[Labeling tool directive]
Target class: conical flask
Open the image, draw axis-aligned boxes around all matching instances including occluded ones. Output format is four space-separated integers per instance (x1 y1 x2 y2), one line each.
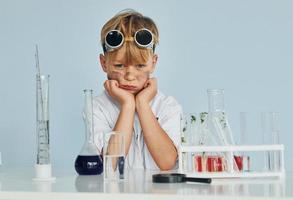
74 89 103 175
205 89 240 171
206 89 235 146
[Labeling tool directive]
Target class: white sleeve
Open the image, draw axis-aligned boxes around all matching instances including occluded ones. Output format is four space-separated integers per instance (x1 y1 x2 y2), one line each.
158 96 183 150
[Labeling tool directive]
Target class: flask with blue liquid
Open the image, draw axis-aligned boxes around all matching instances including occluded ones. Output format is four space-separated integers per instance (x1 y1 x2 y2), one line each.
75 89 103 175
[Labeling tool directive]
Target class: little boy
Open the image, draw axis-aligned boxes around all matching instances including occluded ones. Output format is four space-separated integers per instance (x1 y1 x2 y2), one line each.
92 9 182 170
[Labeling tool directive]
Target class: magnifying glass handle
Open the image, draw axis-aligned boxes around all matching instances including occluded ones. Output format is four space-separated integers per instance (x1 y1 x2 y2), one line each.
184 177 212 184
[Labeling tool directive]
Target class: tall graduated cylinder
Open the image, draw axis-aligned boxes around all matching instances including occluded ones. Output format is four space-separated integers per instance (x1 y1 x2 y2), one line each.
34 74 55 180
36 75 50 165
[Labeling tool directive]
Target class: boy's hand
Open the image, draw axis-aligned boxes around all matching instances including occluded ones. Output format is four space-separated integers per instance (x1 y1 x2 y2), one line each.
104 80 135 107
136 78 157 106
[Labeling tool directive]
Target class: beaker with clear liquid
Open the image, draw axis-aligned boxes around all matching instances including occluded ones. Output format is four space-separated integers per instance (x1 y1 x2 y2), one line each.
103 131 125 181
74 89 103 175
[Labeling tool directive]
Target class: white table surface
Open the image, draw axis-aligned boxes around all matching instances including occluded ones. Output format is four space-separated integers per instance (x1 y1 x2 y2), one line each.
0 166 292 200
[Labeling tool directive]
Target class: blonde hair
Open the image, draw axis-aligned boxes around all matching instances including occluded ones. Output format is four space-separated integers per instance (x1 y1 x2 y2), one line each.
101 9 159 64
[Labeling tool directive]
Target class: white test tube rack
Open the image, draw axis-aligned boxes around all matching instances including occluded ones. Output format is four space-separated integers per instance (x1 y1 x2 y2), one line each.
178 144 285 178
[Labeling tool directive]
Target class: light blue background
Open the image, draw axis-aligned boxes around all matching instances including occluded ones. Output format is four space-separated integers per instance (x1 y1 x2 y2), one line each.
0 0 292 170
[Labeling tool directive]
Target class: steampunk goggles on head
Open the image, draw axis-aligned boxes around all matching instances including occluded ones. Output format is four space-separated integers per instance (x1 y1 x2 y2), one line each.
102 28 155 53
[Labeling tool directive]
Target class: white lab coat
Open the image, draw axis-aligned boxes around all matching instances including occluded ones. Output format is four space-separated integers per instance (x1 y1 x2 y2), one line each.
90 90 182 170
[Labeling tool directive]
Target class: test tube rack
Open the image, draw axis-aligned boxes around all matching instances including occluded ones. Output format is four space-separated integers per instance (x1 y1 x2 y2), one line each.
178 144 285 178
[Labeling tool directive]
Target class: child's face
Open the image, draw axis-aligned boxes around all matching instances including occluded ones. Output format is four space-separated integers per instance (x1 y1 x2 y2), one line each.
100 46 158 95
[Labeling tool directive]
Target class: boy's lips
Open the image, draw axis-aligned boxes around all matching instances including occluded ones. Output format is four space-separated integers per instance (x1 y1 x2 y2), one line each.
119 85 138 91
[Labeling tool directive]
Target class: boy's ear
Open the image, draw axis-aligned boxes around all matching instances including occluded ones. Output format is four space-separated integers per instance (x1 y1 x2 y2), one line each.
99 54 107 72
150 54 158 73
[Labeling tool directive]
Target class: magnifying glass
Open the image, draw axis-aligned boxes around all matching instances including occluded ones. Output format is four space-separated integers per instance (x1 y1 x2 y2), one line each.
152 173 212 184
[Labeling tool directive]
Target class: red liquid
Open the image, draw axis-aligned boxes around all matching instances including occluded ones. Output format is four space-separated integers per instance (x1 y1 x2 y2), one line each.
207 156 223 172
194 155 245 172
195 155 224 172
234 155 243 171
195 156 202 172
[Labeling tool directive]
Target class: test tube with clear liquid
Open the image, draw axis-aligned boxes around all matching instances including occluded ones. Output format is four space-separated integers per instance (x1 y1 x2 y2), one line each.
261 112 281 172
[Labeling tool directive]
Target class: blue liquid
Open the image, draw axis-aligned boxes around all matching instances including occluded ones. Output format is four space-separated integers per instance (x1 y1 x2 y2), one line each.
75 155 103 175
118 156 125 179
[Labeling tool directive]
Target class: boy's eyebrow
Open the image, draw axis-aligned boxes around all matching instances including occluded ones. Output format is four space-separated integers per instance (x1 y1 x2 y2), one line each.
113 60 128 63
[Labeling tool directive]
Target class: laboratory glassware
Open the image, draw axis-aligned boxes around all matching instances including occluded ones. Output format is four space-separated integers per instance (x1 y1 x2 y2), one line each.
180 114 188 144
261 112 281 171
34 45 55 181
205 89 240 171
238 112 251 171
103 131 125 181
206 89 235 145
180 113 198 145
75 89 103 175
180 113 198 172
36 75 50 165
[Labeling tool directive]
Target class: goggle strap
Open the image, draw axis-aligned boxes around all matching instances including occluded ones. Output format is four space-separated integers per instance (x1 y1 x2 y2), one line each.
102 43 107 53
102 43 155 54
124 37 134 42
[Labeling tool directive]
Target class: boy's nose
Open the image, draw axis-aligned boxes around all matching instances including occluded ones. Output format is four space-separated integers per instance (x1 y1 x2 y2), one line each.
124 66 136 81
124 71 136 81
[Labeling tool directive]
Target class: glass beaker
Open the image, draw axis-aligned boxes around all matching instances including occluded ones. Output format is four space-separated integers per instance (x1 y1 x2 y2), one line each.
103 131 125 181
75 89 103 175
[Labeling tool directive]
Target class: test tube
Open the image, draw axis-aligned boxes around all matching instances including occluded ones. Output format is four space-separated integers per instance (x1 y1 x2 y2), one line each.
261 112 280 171
239 112 250 171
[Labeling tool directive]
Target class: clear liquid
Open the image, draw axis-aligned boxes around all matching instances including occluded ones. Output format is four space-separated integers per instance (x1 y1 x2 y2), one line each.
265 151 281 171
37 120 50 164
104 155 125 180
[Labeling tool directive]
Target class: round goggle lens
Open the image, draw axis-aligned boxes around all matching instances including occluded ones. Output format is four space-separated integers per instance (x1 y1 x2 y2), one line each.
106 31 123 47
135 30 153 46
